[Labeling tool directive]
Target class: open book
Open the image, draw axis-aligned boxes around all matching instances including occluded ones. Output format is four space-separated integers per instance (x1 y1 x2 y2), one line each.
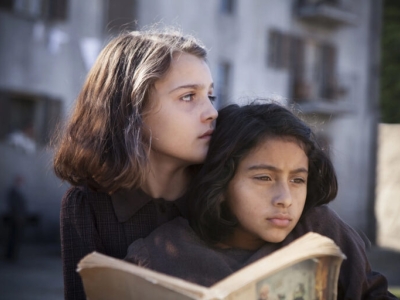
77 232 346 300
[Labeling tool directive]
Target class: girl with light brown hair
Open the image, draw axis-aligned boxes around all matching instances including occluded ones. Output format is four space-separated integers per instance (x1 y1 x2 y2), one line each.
53 28 217 300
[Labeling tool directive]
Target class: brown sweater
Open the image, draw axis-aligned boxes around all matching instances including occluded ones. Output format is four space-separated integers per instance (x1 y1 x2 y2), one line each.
125 205 397 299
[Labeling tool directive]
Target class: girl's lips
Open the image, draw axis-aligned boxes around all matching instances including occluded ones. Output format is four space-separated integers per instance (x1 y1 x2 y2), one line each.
268 218 291 227
199 129 214 138
267 215 292 227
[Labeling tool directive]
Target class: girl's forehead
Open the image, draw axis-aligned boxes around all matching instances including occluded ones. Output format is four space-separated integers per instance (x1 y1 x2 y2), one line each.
155 53 211 90
252 135 305 153
237 135 308 167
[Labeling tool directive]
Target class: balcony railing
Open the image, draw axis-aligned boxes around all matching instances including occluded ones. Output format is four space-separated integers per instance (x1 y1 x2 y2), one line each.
291 73 357 115
296 0 358 27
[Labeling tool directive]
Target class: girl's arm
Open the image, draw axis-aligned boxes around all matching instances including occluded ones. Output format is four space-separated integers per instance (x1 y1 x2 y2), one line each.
61 186 106 300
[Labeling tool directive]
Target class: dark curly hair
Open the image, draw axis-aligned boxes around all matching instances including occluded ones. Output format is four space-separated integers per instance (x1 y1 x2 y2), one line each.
188 102 338 245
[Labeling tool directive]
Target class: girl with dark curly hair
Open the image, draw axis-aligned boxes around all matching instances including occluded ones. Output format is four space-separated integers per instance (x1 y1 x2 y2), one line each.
125 102 395 299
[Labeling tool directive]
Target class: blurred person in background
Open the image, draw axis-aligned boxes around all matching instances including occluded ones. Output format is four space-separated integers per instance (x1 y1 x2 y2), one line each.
4 175 27 262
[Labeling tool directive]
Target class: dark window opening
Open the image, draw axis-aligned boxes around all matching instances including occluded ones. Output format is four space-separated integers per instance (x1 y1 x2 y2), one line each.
268 29 292 69
0 0 69 21
298 0 341 6
289 37 339 102
0 0 16 11
216 61 232 108
44 0 69 21
220 0 235 14
0 90 62 151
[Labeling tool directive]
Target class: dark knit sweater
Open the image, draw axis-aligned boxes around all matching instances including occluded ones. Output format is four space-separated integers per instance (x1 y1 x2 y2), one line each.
125 206 397 300
60 185 188 300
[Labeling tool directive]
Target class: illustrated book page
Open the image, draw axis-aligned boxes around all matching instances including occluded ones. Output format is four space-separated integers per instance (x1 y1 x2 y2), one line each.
77 232 346 300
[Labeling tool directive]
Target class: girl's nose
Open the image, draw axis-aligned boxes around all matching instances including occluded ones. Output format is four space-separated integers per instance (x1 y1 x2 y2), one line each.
202 98 218 122
272 183 293 208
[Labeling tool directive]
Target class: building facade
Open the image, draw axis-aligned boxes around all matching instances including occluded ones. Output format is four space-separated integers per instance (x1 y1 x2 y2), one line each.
0 0 381 241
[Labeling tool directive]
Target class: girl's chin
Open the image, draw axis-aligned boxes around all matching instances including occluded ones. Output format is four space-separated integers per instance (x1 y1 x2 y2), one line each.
263 233 290 244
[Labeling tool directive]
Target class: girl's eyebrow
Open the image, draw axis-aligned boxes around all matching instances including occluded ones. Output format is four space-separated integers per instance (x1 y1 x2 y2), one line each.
248 164 308 174
169 83 214 94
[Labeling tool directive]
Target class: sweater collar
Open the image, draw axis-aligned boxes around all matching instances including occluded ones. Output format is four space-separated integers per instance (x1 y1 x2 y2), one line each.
110 188 188 222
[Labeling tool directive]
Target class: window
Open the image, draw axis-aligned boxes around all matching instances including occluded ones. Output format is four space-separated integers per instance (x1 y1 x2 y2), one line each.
298 0 341 5
14 0 42 18
296 0 356 27
0 90 62 150
319 43 337 99
220 0 235 14
290 37 338 102
0 0 68 21
267 29 291 69
216 61 232 108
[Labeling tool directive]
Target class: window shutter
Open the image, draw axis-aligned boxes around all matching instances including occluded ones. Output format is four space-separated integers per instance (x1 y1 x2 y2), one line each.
281 33 292 69
320 43 337 100
268 30 282 68
290 37 306 100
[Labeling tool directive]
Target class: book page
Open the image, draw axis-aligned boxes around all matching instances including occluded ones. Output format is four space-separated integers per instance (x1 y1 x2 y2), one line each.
254 258 318 300
80 267 198 300
78 233 344 300
214 257 341 300
209 233 345 299
78 252 210 300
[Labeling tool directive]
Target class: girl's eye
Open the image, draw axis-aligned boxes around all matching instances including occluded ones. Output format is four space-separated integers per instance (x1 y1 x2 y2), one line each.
291 178 306 184
255 175 271 181
181 93 195 102
208 95 217 102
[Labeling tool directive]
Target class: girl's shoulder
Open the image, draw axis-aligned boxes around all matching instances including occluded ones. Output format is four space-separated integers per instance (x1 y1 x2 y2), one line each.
61 185 112 210
303 205 344 227
298 205 367 248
